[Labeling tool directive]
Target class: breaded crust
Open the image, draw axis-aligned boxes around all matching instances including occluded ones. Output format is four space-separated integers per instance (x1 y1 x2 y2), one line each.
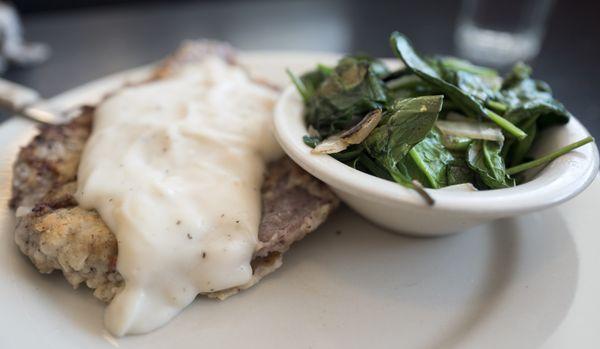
11 42 338 302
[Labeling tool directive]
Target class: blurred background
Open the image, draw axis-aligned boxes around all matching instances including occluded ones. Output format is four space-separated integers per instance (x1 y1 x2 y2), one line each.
3 0 599 137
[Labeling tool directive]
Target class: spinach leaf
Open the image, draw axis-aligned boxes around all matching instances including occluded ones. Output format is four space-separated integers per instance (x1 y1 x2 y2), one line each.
389 33 445 85
353 153 394 181
288 66 332 103
364 95 444 185
303 56 388 137
401 156 430 188
316 63 334 76
404 130 455 188
453 71 500 102
348 54 391 78
507 120 537 166
499 62 571 129
386 74 438 100
446 157 475 186
503 100 570 129
331 144 364 162
467 140 515 189
300 69 330 98
390 32 527 140
303 135 321 148
435 56 502 101
501 62 533 89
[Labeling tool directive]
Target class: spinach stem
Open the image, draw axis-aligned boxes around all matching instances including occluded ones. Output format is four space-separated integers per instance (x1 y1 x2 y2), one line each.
317 64 333 75
440 57 498 77
506 137 594 175
286 69 309 102
484 108 527 140
408 148 439 189
486 100 508 114
386 75 421 90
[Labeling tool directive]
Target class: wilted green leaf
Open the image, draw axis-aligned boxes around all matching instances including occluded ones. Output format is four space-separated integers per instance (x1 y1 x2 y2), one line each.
364 95 444 185
498 62 571 128
390 32 527 140
404 130 455 188
302 56 388 137
467 140 515 189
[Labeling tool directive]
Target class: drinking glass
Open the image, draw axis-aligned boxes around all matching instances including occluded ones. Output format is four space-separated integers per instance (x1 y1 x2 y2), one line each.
455 0 555 67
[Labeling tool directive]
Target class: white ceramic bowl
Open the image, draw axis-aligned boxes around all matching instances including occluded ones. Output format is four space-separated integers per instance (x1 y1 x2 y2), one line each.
274 86 599 236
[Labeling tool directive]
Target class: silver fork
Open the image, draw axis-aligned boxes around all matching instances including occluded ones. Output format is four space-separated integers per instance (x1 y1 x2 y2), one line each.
0 78 64 125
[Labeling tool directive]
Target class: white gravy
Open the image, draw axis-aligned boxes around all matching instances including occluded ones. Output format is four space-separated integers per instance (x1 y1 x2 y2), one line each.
75 57 282 336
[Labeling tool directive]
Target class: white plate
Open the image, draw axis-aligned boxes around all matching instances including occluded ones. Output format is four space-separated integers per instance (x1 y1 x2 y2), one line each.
0 52 595 348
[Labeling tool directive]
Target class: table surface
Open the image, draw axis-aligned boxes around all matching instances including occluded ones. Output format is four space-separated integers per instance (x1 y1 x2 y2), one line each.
5 0 600 141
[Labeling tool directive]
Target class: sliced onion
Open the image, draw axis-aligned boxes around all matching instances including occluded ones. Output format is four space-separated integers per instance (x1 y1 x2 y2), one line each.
445 112 470 122
340 109 382 144
436 119 504 142
312 135 348 154
312 109 382 154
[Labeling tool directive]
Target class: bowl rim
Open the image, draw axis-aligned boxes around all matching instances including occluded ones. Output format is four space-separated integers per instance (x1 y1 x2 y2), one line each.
274 86 599 215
